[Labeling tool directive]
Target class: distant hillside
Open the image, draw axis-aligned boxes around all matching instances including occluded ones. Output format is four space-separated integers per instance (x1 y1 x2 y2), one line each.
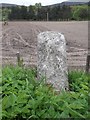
46 1 88 7
0 3 18 8
60 1 87 6
0 1 88 8
68 0 89 2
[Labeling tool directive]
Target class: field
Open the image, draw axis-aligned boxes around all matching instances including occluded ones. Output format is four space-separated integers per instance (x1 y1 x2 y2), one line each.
1 21 89 120
1 21 88 70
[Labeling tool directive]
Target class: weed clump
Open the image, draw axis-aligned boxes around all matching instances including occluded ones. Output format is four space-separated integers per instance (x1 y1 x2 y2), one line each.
1 66 90 119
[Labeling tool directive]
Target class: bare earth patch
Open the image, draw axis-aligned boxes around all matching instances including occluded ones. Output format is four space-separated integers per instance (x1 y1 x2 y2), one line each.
1 21 88 71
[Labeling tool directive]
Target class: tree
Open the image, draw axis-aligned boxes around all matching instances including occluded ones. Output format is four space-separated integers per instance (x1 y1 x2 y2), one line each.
79 8 88 20
27 5 35 20
38 7 47 21
61 5 71 21
71 5 88 20
0 9 2 21
20 6 28 19
2 8 11 20
34 3 42 20
8 6 21 20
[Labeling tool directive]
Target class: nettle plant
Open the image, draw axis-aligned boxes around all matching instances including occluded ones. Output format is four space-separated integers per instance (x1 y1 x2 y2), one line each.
1 66 90 119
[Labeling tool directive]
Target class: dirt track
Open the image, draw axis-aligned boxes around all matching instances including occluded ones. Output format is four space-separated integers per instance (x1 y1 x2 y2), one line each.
1 21 88 70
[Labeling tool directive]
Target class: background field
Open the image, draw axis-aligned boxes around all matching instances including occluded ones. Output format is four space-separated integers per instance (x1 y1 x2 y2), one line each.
1 21 88 70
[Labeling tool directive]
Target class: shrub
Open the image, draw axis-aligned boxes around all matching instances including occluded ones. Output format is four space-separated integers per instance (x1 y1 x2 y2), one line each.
1 66 90 119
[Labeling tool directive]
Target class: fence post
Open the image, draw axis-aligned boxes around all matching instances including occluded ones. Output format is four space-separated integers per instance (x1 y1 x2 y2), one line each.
86 54 90 73
86 23 90 73
16 52 20 66
47 12 49 21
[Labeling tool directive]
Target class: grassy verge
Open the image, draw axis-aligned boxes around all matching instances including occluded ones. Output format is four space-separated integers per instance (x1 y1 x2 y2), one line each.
1 66 90 119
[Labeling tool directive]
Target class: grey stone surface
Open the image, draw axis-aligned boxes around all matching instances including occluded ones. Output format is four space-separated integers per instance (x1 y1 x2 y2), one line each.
37 31 69 91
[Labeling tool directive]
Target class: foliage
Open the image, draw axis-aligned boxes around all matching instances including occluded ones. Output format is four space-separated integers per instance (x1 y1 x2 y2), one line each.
1 3 89 21
1 8 11 21
71 5 89 20
0 9 2 21
1 66 90 119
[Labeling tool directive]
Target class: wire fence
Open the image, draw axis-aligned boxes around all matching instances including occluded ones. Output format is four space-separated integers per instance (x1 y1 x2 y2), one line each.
1 21 89 72
2 44 89 72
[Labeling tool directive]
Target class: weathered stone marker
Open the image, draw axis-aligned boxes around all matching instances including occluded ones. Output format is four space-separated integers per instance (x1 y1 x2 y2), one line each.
37 31 69 91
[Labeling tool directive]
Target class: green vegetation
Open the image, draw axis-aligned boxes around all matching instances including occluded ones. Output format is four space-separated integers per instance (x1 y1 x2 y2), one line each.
0 3 89 21
1 66 90 119
2 8 11 21
71 5 89 20
0 9 2 21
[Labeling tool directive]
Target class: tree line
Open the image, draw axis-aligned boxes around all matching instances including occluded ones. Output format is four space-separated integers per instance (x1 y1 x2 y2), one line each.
1 3 90 21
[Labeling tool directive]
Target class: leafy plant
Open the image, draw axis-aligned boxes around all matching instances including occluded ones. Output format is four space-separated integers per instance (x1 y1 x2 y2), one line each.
1 66 90 119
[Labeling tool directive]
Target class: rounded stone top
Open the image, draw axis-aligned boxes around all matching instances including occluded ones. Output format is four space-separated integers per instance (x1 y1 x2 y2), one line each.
38 31 65 44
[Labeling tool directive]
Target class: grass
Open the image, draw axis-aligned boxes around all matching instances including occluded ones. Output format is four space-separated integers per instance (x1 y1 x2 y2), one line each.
1 65 90 119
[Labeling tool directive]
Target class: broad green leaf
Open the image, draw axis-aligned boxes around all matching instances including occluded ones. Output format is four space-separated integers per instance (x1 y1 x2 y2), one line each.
60 110 69 118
